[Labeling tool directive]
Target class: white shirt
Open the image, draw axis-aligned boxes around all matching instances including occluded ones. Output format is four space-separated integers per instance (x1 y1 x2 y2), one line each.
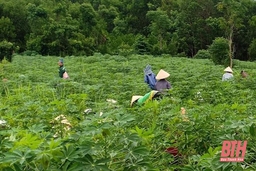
222 73 233 81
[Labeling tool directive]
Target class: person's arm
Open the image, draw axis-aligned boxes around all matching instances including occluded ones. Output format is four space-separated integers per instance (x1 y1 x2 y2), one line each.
137 92 151 105
60 67 66 78
167 81 171 89
222 74 225 81
144 75 148 83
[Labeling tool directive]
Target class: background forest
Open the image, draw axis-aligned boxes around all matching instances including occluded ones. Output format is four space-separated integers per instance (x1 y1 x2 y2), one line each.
1 0 256 62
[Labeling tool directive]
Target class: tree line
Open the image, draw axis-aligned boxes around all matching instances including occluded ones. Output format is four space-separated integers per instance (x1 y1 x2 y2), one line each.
1 0 256 64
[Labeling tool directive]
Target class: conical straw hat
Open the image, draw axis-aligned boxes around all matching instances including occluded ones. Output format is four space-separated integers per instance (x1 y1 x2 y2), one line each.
156 69 170 80
148 90 160 100
130 95 143 106
151 90 159 96
224 66 233 73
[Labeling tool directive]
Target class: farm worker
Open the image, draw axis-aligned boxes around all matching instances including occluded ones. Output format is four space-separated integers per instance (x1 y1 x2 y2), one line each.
144 64 157 90
155 69 171 92
240 70 248 78
222 66 233 81
130 90 160 107
58 59 69 79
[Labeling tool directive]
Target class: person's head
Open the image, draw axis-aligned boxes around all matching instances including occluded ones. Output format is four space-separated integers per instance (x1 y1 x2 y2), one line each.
156 69 170 81
58 59 64 66
241 70 248 78
224 66 233 74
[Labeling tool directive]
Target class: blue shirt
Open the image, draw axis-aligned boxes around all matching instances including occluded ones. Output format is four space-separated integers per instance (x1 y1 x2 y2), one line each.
144 74 157 90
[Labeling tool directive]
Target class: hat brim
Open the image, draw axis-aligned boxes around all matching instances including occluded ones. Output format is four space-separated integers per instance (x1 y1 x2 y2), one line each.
151 90 159 97
224 67 233 73
130 95 143 106
156 69 170 80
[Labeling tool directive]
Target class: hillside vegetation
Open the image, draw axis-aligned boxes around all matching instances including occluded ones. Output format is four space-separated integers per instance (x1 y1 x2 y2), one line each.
1 0 256 61
0 54 256 170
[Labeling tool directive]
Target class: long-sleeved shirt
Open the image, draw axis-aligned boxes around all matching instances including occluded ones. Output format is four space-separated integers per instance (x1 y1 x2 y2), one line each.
155 79 171 92
222 73 233 81
59 66 66 78
137 91 159 105
144 74 157 90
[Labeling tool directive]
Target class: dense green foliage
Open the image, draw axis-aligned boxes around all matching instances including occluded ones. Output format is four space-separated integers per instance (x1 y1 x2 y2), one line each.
0 55 256 170
1 0 256 62
209 37 229 66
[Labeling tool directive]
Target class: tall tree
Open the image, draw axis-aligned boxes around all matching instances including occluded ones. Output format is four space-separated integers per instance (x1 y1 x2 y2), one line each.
0 17 16 42
146 8 171 54
98 5 118 33
79 3 97 35
216 0 247 67
117 0 150 35
175 0 216 57
1 0 30 52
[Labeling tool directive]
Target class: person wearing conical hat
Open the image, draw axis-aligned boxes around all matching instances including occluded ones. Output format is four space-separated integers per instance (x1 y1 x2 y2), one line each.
155 69 171 92
222 66 234 81
58 58 66 78
130 90 160 107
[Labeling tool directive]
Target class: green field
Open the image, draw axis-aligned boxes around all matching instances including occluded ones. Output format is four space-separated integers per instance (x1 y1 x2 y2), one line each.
0 54 256 171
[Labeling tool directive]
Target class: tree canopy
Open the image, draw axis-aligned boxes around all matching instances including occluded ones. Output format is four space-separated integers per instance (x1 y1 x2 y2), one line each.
1 0 256 62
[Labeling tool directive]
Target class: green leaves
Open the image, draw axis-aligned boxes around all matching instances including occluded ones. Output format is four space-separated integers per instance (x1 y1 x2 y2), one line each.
114 114 135 127
249 123 256 138
1 149 34 165
80 155 110 171
1 55 256 171
130 146 149 156
130 124 155 145
208 37 229 65
13 133 42 150
28 124 46 134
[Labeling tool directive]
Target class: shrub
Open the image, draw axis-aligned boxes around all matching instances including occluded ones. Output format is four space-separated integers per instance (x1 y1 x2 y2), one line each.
194 49 211 59
117 43 134 57
0 40 14 62
134 36 151 55
248 38 256 61
208 37 229 66
21 50 39 56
